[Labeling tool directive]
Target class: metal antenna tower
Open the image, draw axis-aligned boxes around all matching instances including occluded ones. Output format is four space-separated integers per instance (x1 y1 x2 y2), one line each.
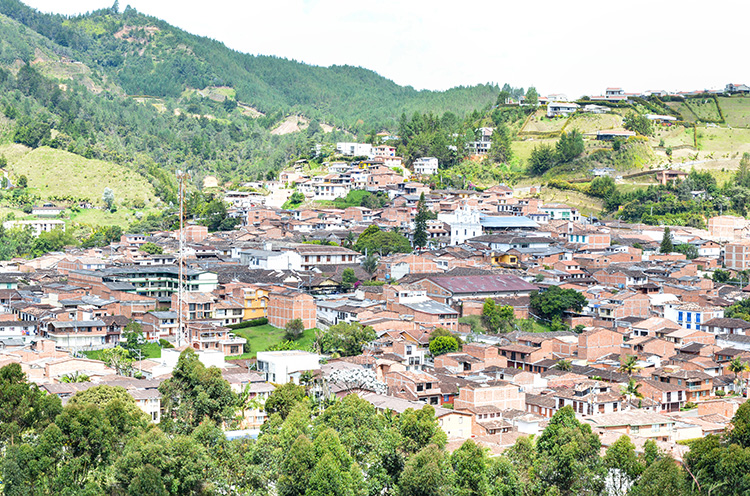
176 170 189 347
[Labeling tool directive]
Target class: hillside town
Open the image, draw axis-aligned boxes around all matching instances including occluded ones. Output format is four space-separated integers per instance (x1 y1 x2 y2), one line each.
3 156 750 462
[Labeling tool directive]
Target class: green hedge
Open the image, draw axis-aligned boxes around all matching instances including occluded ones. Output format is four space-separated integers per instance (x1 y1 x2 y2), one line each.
228 318 269 330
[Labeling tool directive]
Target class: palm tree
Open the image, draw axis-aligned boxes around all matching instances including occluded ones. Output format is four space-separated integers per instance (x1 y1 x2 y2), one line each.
619 355 640 377
728 356 749 390
621 378 644 410
552 359 572 371
362 253 378 277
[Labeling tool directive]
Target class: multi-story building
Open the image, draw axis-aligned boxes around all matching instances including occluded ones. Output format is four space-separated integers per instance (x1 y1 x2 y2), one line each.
267 289 316 330
413 157 438 175
294 244 360 271
725 240 750 270
466 127 493 155
257 350 321 383
187 322 246 357
438 205 481 246
664 303 724 331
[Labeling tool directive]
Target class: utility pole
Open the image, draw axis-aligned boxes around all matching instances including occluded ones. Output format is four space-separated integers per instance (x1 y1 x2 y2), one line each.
176 170 189 347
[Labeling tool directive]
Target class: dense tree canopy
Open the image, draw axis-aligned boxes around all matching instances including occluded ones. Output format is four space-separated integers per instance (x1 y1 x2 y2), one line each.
529 286 587 320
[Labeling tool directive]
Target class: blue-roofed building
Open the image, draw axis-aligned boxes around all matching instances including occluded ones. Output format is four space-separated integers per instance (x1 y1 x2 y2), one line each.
480 214 539 232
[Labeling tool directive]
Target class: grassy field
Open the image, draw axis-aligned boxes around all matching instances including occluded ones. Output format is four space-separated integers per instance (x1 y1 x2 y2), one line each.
537 189 603 217
512 137 558 163
231 324 317 359
520 110 568 134
697 127 750 155
653 124 695 148
83 342 162 361
665 101 697 122
685 98 722 122
718 97 750 128
564 112 625 134
9 147 159 207
70 207 158 229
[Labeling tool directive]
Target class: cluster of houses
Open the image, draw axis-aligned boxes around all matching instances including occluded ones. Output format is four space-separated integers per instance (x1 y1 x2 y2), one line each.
3 179 750 457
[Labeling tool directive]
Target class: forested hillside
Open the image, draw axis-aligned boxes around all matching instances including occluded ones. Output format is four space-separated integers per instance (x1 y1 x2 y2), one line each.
0 0 500 129
0 0 503 191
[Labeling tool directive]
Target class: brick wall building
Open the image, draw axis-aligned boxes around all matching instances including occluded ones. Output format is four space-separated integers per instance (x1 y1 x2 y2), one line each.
267 290 316 330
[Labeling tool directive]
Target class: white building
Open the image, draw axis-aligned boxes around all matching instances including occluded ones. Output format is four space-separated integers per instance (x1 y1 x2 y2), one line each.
438 205 482 246
239 248 303 271
256 350 321 384
413 157 438 175
313 182 351 200
336 142 373 157
4 219 66 237
547 102 579 117
466 127 493 155
663 304 724 332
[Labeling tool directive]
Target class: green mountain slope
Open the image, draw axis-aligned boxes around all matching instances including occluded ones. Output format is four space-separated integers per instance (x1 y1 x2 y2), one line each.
0 0 500 129
0 0 504 194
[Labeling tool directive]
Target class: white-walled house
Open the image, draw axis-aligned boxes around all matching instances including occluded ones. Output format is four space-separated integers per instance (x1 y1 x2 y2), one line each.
256 350 321 384
547 102 579 117
336 142 373 157
413 157 438 175
438 205 482 246
239 249 303 271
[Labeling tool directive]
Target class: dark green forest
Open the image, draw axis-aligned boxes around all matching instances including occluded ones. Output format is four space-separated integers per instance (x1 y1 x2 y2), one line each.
2 353 733 496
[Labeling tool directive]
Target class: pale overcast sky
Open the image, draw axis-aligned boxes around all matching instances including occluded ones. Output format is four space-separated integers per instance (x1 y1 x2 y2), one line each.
21 0 750 99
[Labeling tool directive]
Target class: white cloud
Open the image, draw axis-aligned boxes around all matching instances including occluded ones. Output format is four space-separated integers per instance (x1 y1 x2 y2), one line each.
20 0 750 99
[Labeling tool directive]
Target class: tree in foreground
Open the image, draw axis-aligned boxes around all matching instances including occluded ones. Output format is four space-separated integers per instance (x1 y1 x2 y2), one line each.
533 406 605 495
660 226 673 254
429 335 459 356
604 435 642 496
158 348 237 433
413 192 429 250
285 318 305 341
529 285 587 321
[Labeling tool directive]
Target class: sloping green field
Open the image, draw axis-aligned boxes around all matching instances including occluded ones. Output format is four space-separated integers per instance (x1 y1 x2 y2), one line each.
718 97 750 128
9 146 158 207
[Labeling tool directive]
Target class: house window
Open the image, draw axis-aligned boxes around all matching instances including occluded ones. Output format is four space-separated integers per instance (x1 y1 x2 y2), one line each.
678 311 683 321
687 313 692 323
696 313 701 323
416 384 424 392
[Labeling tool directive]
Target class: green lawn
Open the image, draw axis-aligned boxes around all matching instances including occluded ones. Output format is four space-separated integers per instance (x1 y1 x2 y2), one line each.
718 97 750 128
230 324 317 359
82 342 162 361
70 207 159 229
9 146 159 208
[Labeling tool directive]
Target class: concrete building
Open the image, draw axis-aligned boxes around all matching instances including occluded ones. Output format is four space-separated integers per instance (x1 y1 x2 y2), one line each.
438 205 482 246
267 290 316 330
547 101 579 117
336 142 372 157
3 219 66 237
725 240 750 270
256 350 321 384
413 157 438 175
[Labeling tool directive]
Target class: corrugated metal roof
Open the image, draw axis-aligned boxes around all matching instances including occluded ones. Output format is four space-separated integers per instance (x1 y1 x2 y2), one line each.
428 274 538 294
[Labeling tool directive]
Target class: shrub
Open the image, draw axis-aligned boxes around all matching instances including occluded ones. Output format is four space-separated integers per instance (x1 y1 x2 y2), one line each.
227 318 268 329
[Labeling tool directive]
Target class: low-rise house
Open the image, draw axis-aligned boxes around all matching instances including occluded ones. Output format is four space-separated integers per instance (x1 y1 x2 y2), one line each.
552 381 623 417
547 101 579 117
585 410 677 442
651 366 713 402
413 157 439 175
257 350 321 384
386 370 443 405
638 378 687 413
702 317 750 336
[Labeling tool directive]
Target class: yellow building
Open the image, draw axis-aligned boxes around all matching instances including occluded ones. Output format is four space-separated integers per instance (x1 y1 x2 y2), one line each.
491 253 518 266
238 285 270 320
